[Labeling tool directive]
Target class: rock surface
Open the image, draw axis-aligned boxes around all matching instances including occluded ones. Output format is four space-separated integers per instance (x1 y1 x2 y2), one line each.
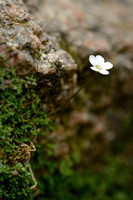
25 0 133 163
1 0 133 165
0 0 77 107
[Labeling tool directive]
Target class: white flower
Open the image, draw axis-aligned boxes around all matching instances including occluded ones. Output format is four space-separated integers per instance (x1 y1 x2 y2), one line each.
89 55 113 75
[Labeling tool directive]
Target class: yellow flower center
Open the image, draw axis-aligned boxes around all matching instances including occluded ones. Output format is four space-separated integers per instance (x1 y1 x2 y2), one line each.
96 65 102 70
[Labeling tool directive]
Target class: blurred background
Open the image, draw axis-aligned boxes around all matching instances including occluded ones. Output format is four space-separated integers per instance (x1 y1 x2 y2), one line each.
25 0 133 199
4 0 133 199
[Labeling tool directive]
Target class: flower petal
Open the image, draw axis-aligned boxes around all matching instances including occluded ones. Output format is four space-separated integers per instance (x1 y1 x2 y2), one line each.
96 55 105 64
89 55 97 66
90 66 99 72
100 69 109 75
104 62 113 69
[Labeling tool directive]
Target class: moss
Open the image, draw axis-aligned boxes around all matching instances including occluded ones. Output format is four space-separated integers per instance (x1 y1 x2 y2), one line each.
0 54 132 200
31 149 133 200
0 54 55 199
0 162 33 199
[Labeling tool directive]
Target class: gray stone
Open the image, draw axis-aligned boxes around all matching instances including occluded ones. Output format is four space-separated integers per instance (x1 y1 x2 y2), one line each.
0 0 77 106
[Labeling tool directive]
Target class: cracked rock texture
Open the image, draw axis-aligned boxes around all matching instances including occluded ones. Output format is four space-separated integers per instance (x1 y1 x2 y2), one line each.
1 0 133 164
0 0 77 107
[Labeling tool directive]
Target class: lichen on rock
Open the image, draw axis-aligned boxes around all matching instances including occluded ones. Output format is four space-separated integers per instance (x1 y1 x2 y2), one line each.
0 0 77 108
